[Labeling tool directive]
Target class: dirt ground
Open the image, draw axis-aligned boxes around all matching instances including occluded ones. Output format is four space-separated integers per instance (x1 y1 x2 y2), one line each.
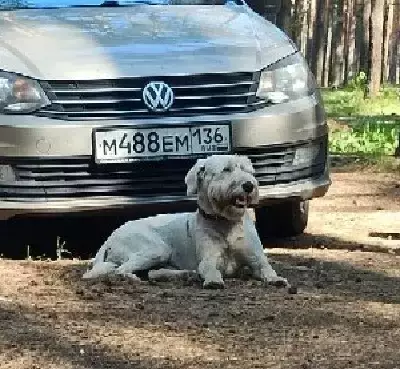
1 170 400 369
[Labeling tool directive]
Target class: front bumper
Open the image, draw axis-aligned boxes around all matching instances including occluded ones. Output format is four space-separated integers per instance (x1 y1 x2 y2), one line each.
0 95 330 220
0 171 330 220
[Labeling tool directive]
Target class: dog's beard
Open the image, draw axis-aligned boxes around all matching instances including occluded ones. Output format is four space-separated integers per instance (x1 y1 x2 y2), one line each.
199 182 258 221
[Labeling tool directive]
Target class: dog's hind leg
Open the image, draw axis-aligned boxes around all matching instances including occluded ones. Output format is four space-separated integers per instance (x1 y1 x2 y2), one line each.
115 243 172 276
148 269 198 282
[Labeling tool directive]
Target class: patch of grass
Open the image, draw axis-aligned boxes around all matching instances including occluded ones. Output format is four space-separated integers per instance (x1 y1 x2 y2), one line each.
321 86 400 116
328 118 399 156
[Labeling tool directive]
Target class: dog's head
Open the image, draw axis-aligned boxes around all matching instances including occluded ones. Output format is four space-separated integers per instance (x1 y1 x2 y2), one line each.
185 155 259 221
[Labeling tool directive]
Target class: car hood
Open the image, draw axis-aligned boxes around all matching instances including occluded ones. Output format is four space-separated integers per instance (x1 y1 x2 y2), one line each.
0 5 296 80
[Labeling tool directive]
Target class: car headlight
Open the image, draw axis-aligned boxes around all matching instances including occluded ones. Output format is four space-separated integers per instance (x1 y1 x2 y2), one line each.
256 53 317 104
0 71 50 114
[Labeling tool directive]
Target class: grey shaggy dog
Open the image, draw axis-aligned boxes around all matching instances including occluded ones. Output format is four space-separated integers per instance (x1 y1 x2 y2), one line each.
82 154 289 289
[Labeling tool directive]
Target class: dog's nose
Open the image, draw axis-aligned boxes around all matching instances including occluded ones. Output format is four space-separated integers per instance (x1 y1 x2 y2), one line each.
242 181 254 193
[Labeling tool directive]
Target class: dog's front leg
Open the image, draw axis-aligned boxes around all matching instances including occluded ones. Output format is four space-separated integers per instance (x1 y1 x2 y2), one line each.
243 250 289 287
243 213 290 287
198 253 225 289
196 232 225 289
256 256 290 287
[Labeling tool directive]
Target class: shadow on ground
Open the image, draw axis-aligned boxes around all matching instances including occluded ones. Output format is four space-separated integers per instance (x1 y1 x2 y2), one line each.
0 304 167 369
1 248 400 369
0 213 156 260
269 250 400 305
265 232 400 255
2 210 399 261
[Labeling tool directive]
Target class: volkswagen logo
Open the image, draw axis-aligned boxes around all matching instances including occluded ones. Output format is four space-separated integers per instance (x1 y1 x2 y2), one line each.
142 81 174 112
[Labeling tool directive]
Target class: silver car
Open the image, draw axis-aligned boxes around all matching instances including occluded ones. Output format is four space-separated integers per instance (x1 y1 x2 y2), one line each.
0 0 330 241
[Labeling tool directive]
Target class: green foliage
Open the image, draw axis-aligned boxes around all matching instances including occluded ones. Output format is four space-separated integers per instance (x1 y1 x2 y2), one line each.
348 71 368 91
322 85 400 116
329 119 399 156
323 84 399 156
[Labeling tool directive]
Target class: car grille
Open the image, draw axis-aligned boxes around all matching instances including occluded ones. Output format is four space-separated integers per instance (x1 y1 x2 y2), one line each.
0 140 326 201
35 72 266 120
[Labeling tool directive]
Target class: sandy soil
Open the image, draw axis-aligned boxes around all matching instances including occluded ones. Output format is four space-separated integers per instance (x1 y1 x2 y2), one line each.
0 171 400 369
264 172 400 252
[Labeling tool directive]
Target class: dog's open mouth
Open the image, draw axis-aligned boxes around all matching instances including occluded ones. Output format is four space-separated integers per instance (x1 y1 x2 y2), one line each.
233 195 250 208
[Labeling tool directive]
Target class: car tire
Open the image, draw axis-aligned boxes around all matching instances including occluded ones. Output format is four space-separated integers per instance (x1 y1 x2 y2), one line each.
255 200 309 242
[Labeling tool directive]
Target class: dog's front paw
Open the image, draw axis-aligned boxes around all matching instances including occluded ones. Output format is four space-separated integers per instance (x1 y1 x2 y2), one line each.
262 275 290 288
203 279 225 289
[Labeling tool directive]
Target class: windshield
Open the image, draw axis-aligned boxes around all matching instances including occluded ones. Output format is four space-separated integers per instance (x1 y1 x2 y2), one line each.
0 0 243 8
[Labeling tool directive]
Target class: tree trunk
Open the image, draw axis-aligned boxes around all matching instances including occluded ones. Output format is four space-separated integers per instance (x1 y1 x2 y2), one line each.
328 1 337 85
323 1 333 87
360 0 371 74
308 0 317 67
314 0 329 85
345 0 357 83
332 0 345 86
276 0 293 36
368 0 385 97
382 0 393 83
300 0 309 56
388 1 400 84
354 0 364 74
342 0 350 85
292 0 302 48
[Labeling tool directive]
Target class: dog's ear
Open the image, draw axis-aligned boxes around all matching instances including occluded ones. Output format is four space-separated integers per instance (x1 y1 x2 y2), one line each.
237 155 255 174
185 159 206 195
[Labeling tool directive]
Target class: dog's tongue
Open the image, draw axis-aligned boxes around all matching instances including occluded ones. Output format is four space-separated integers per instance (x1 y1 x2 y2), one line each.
235 196 248 207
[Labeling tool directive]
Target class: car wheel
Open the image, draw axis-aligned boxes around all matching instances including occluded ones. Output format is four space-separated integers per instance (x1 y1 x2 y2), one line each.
255 200 309 242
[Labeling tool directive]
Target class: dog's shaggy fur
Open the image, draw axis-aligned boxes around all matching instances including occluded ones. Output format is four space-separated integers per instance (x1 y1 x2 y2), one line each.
82 155 289 289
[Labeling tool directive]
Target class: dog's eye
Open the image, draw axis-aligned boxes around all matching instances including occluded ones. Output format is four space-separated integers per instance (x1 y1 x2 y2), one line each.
223 167 231 172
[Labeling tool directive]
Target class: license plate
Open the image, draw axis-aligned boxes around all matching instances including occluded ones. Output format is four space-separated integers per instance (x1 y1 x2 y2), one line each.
94 124 232 163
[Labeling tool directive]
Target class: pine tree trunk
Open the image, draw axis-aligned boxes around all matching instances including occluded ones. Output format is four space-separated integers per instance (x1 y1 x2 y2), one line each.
276 0 293 35
310 0 317 75
329 1 338 85
354 0 364 74
300 0 309 56
345 0 357 82
307 0 319 63
382 0 393 83
333 0 345 86
360 0 371 74
388 1 400 84
323 2 333 87
314 0 329 85
292 0 302 48
368 0 385 97
343 0 350 84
